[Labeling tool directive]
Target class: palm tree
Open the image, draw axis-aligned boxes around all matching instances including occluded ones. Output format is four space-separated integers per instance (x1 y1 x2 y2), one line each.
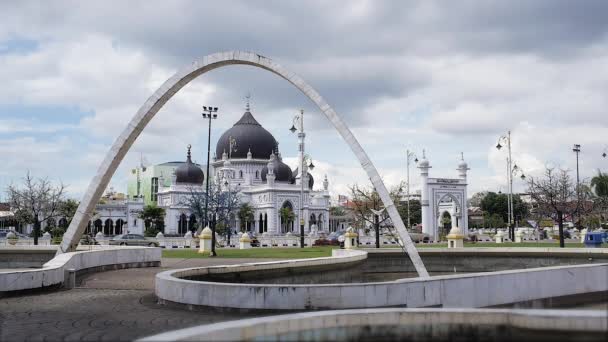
238 203 254 232
591 170 608 198
279 207 295 233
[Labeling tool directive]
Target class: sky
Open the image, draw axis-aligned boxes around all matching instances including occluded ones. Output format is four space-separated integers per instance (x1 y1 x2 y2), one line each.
0 0 607 202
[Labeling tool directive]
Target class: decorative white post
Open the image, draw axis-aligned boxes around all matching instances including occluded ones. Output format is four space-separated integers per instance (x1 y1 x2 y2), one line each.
156 231 165 248
239 232 251 249
418 150 432 239
495 230 505 244
198 227 213 254
344 227 358 249
514 229 524 243
447 226 464 248
184 230 193 248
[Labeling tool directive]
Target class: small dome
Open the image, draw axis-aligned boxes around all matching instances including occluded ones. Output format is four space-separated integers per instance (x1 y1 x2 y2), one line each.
458 153 468 169
261 152 293 182
175 145 205 185
292 167 314 189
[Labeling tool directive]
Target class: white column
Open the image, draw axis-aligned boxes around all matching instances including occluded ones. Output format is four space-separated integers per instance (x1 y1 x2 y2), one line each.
457 153 470 236
419 151 432 239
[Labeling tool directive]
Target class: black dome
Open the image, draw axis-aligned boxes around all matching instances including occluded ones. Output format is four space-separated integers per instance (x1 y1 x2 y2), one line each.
292 168 314 189
261 154 293 182
215 111 277 160
175 146 204 184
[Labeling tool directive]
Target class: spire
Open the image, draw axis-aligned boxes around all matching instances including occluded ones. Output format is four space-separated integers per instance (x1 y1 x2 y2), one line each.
245 93 251 112
422 149 426 159
186 144 192 163
460 152 464 161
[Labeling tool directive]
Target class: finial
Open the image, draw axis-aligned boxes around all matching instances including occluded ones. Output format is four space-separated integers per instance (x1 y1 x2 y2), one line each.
422 149 426 159
245 93 251 112
460 152 464 161
186 144 192 162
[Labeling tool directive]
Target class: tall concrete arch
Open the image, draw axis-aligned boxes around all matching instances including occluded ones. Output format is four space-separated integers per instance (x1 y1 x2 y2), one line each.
59 51 429 277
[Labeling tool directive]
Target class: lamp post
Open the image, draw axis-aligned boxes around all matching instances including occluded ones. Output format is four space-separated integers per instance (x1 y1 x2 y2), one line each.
496 132 513 239
202 106 218 256
573 144 581 230
405 149 418 230
496 131 525 240
290 109 315 248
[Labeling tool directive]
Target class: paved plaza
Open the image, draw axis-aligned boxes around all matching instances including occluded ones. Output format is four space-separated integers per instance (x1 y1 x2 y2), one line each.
0 258 282 341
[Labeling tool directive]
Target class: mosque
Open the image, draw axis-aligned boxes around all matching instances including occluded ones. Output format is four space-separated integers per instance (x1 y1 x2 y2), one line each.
89 104 330 237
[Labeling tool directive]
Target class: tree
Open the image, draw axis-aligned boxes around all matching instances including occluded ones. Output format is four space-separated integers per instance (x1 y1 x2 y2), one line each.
59 199 79 228
469 191 488 208
479 192 529 240
279 207 295 232
397 199 421 226
329 206 346 216
181 187 207 234
348 182 403 248
591 170 608 198
528 167 592 248
138 204 165 236
238 203 254 231
6 172 66 245
182 183 240 251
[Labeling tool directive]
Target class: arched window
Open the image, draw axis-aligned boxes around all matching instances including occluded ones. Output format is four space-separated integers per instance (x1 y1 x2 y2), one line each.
239 170 243 178
255 170 259 179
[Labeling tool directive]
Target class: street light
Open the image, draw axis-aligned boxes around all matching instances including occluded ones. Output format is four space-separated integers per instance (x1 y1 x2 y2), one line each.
405 149 418 230
290 109 308 248
573 144 581 230
202 105 219 256
496 131 520 240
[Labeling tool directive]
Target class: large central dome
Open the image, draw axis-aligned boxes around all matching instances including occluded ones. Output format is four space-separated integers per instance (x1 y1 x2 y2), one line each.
215 111 277 160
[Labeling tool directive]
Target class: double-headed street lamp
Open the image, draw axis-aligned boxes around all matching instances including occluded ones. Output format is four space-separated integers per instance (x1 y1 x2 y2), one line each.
290 109 315 248
496 131 526 240
202 106 218 256
405 149 419 230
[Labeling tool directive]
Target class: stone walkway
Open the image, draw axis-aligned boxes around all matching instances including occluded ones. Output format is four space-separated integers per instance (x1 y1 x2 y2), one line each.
0 258 283 341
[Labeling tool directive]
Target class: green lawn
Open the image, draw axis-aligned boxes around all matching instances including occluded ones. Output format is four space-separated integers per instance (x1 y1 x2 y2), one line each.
162 246 336 259
411 242 588 248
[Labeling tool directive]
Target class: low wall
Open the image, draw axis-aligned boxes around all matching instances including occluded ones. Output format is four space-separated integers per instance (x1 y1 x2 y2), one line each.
140 308 608 342
0 246 161 293
0 246 57 268
367 248 608 273
155 248 608 310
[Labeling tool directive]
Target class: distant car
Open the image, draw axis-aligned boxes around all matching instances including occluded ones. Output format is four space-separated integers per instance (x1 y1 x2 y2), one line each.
251 238 260 247
0 230 28 239
314 238 339 246
109 234 159 247
79 234 100 245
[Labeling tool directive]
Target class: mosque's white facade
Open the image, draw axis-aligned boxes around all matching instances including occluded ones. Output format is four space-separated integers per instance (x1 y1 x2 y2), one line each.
89 108 330 237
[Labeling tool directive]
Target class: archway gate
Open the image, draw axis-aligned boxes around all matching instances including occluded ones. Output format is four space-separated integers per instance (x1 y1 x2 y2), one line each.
419 152 470 241
58 51 429 278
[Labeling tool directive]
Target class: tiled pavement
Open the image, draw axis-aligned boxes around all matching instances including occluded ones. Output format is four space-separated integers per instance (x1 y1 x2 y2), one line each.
0 258 282 341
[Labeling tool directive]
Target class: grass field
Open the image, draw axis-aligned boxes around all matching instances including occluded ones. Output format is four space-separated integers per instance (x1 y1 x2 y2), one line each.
162 246 336 259
162 242 594 259
414 242 588 248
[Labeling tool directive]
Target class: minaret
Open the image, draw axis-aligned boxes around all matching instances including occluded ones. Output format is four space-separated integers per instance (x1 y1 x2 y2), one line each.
457 152 470 235
323 174 329 191
266 152 276 186
457 152 469 180
418 149 432 239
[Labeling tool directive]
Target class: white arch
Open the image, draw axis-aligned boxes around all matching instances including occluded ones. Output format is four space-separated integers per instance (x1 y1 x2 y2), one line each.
58 51 428 277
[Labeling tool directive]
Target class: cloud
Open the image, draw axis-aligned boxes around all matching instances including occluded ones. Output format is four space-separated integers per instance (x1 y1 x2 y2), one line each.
0 0 607 201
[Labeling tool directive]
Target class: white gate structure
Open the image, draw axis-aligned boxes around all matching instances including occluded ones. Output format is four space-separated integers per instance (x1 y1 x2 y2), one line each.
58 51 429 278
419 152 470 241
